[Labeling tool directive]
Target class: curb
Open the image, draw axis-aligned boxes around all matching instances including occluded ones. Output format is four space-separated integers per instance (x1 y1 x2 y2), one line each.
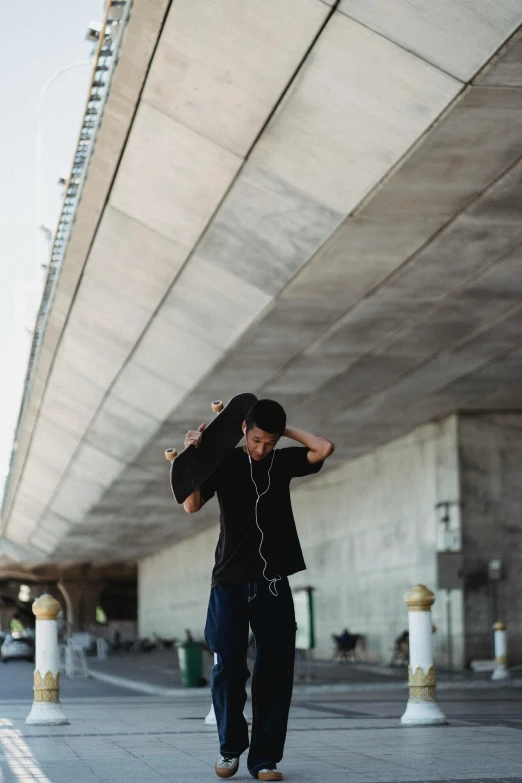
88 669 210 697
88 668 522 698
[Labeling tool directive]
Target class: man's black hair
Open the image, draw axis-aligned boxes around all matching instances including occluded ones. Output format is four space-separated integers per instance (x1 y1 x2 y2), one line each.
245 399 286 436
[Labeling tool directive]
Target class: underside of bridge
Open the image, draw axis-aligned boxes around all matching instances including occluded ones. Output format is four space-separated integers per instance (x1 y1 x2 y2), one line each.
1 0 522 640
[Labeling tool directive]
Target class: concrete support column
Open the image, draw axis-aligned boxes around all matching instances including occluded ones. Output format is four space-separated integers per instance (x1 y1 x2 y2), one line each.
0 607 16 632
26 595 68 726
57 580 104 633
401 585 447 726
82 582 104 632
492 621 510 681
57 580 75 635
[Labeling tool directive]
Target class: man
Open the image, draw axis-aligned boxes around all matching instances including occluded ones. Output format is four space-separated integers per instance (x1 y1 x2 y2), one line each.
184 399 334 781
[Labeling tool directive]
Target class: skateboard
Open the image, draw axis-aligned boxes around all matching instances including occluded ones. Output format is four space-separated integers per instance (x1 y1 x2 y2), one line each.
165 392 258 504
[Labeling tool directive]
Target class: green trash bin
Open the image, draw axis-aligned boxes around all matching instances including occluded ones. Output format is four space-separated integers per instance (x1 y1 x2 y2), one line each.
177 641 204 687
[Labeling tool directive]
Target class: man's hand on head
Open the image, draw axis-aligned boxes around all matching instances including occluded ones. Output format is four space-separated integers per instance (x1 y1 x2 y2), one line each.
283 425 334 463
184 423 206 450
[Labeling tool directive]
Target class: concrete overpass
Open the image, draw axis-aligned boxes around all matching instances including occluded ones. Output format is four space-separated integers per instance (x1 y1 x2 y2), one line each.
2 0 522 660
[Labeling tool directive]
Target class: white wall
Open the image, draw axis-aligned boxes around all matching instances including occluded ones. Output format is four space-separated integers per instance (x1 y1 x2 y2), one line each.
288 416 463 663
139 415 464 665
459 413 522 665
139 526 216 641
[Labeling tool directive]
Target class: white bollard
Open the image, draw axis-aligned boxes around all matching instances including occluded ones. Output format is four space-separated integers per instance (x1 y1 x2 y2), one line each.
96 637 109 660
204 702 217 725
204 653 218 725
203 653 249 725
491 621 510 681
26 595 69 725
401 585 447 726
431 623 437 658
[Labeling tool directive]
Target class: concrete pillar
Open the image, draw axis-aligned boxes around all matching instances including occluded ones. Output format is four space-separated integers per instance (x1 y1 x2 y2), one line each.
26 595 68 726
0 607 17 632
82 582 104 633
401 585 447 726
492 621 510 681
57 580 104 633
57 580 75 635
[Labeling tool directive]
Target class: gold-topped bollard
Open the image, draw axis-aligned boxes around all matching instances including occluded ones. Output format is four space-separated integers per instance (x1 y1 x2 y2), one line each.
26 595 69 725
204 652 219 725
400 585 447 726
204 652 248 727
492 621 510 681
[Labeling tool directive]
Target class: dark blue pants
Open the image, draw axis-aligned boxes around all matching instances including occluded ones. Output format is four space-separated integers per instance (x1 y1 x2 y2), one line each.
204 577 296 777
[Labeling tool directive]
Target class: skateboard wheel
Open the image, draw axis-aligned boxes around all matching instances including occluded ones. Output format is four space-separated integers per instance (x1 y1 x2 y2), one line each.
165 448 177 461
212 400 224 413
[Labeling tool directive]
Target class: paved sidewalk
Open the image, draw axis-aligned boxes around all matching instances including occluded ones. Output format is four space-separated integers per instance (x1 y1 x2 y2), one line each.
0 683 521 783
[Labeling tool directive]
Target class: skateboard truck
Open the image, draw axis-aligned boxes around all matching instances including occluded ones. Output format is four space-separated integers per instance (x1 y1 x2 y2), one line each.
165 401 225 461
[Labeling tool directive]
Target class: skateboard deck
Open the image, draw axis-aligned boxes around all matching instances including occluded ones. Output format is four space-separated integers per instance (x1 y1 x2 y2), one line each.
165 392 258 504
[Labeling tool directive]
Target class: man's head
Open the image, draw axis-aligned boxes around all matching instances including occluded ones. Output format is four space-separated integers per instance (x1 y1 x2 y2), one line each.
242 399 286 461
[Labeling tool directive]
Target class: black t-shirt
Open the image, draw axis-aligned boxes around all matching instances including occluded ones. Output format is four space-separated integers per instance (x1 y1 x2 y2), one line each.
200 446 323 587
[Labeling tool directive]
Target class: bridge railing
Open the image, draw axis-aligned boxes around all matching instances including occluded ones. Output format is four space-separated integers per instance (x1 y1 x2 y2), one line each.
1 0 133 517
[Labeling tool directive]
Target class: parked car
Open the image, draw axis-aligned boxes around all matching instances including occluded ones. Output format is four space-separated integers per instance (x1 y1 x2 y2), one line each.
0 634 34 663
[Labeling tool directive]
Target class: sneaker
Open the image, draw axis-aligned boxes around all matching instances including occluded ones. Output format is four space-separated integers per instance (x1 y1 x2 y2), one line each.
215 755 239 778
256 766 283 781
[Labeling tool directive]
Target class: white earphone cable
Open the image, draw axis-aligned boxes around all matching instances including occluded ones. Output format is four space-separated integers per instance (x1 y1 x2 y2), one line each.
244 430 281 597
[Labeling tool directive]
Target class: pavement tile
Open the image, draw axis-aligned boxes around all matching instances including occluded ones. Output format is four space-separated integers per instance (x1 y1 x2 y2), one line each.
1 673 521 783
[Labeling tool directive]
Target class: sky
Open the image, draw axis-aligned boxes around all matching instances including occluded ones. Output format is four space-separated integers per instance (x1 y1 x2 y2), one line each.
0 0 103 498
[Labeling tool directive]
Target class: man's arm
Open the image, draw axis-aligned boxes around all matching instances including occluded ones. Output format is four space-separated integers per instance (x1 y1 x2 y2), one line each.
182 423 207 513
284 426 334 464
184 487 204 514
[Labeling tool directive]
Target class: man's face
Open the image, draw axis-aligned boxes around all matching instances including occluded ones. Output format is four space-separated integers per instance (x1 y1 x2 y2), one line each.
243 425 280 461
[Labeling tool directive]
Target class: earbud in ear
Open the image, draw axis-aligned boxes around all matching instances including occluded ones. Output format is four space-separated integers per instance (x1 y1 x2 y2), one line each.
243 427 246 435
